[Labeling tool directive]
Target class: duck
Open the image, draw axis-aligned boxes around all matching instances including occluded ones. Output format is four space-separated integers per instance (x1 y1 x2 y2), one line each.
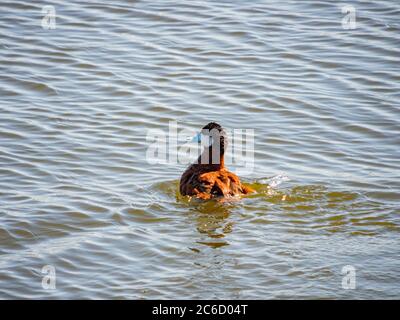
180 122 255 199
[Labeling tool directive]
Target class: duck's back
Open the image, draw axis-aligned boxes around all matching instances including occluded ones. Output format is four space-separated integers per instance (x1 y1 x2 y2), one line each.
180 165 253 199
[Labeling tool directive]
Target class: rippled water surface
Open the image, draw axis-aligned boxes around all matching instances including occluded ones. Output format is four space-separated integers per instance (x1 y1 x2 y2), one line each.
1 0 400 299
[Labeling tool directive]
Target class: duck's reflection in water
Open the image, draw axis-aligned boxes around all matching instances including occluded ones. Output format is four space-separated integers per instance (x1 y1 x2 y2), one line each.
187 200 235 249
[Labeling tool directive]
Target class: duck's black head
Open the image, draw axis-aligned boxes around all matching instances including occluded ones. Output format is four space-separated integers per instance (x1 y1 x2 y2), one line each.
201 122 228 156
202 122 223 132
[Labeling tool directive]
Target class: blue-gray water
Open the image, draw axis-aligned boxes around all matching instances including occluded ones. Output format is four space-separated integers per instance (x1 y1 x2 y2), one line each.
0 0 399 299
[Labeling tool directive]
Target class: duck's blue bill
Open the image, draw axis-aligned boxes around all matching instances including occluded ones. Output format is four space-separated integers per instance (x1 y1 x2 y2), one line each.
191 132 202 143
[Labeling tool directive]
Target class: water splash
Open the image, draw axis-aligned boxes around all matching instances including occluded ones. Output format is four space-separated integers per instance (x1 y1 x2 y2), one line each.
256 174 290 188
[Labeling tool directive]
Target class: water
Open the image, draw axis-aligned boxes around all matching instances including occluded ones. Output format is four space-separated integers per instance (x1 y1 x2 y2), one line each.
0 0 399 299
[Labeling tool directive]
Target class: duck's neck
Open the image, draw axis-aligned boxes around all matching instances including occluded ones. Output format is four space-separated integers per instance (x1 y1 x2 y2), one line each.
196 146 225 170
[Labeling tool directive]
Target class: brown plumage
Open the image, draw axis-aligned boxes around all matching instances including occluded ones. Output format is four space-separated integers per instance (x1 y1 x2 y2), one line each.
179 122 254 199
